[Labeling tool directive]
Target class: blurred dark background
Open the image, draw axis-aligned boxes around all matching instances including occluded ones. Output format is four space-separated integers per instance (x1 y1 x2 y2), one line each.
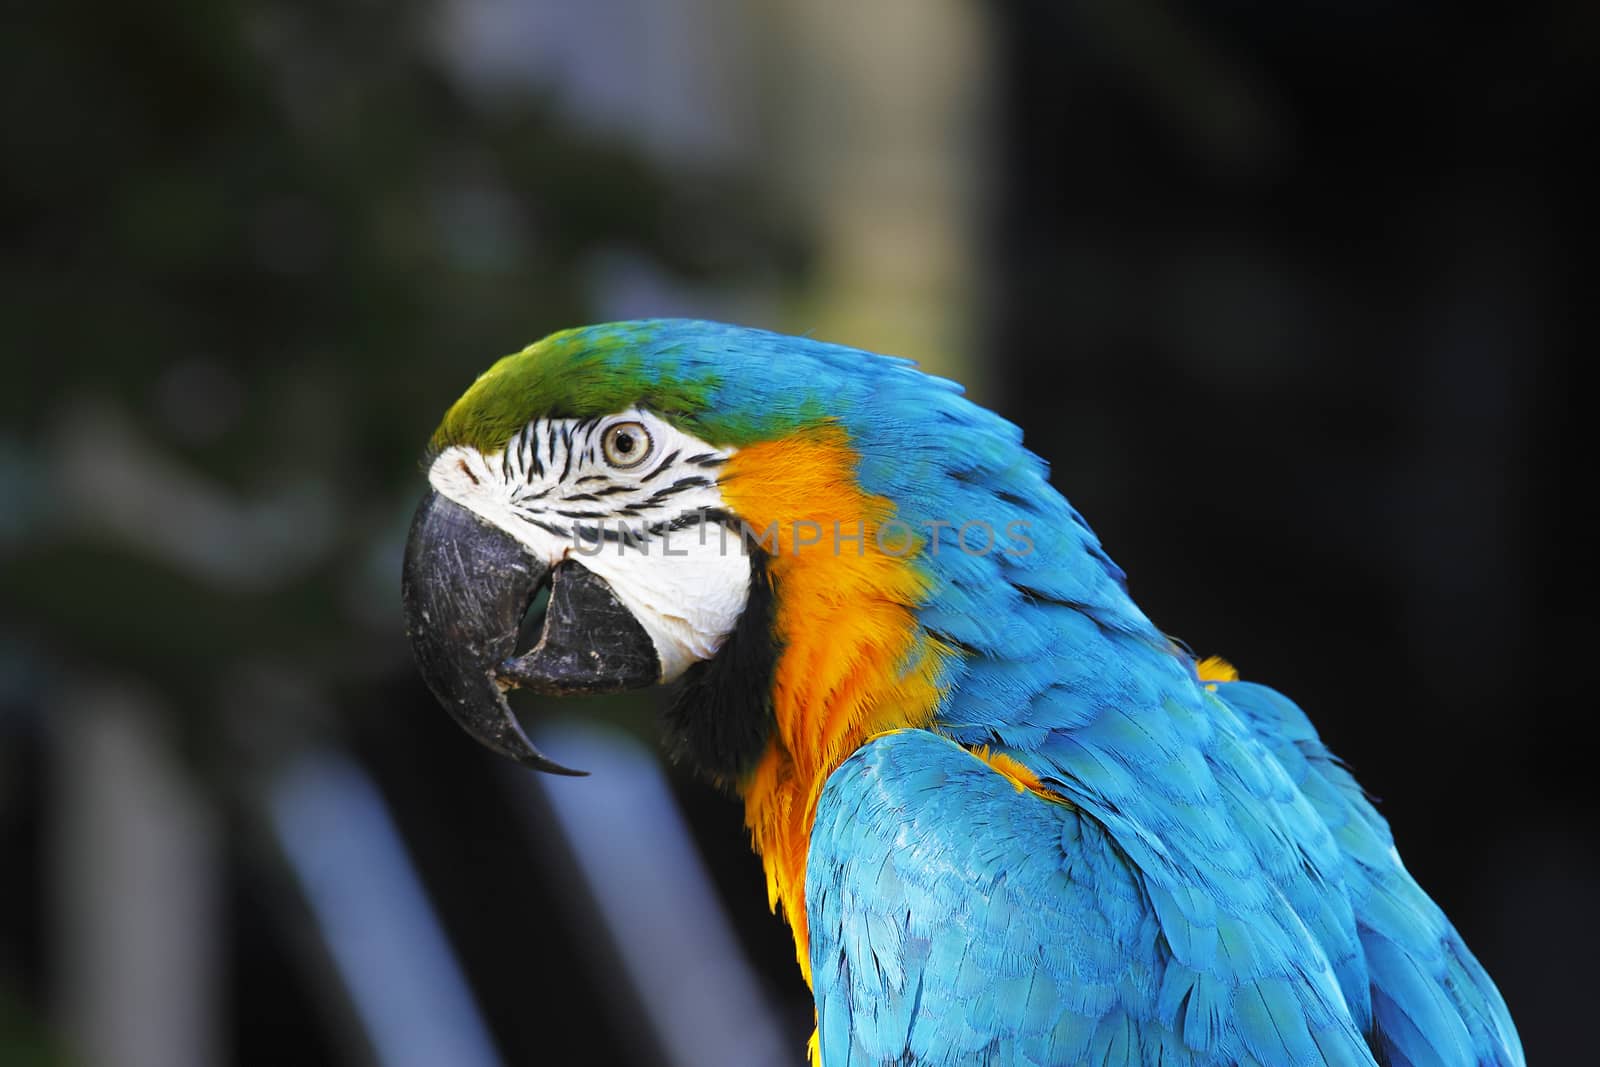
1 2 1588 1064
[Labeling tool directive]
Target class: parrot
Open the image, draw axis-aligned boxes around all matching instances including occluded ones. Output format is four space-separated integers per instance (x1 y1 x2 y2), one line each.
400 319 1523 1067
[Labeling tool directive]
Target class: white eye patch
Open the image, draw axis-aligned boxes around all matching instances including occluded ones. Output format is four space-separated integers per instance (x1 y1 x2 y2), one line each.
427 409 751 682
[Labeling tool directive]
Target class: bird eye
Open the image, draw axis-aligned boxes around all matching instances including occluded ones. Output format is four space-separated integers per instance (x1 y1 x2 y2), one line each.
601 421 653 469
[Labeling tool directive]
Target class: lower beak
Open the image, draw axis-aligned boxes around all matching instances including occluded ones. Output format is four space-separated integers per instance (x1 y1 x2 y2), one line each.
400 490 660 774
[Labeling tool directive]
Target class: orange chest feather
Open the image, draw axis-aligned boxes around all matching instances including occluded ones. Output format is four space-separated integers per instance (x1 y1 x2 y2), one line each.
717 427 949 984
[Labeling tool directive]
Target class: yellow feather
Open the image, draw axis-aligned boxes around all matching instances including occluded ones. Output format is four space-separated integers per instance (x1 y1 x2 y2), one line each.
721 428 948 986
1196 654 1240 683
965 744 1071 805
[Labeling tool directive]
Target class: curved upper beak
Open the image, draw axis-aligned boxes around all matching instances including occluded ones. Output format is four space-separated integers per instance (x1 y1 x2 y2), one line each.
400 490 661 774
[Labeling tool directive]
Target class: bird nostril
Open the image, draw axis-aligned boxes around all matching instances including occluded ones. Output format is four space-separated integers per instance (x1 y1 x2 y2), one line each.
514 573 552 656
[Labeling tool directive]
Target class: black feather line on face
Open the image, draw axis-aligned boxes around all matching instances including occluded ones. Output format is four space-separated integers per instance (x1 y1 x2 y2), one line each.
660 537 780 785
558 425 574 481
637 450 680 484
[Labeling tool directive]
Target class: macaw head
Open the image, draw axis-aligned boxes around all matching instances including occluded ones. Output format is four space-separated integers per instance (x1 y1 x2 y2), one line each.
403 319 1144 779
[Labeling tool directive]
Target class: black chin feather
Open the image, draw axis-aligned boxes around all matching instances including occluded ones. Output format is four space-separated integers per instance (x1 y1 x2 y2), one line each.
661 542 780 784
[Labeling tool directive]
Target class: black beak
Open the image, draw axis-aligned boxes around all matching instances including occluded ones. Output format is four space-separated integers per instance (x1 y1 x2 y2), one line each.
401 490 661 774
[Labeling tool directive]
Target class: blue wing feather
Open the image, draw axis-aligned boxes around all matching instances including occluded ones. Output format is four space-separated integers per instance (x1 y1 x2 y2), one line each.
809 684 1523 1067
808 730 1380 1067
1216 681 1523 1067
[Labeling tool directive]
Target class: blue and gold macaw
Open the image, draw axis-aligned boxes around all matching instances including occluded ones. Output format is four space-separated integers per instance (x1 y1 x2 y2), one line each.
401 320 1522 1066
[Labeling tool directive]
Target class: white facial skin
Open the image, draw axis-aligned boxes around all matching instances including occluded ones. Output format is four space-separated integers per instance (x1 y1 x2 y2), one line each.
428 408 751 683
